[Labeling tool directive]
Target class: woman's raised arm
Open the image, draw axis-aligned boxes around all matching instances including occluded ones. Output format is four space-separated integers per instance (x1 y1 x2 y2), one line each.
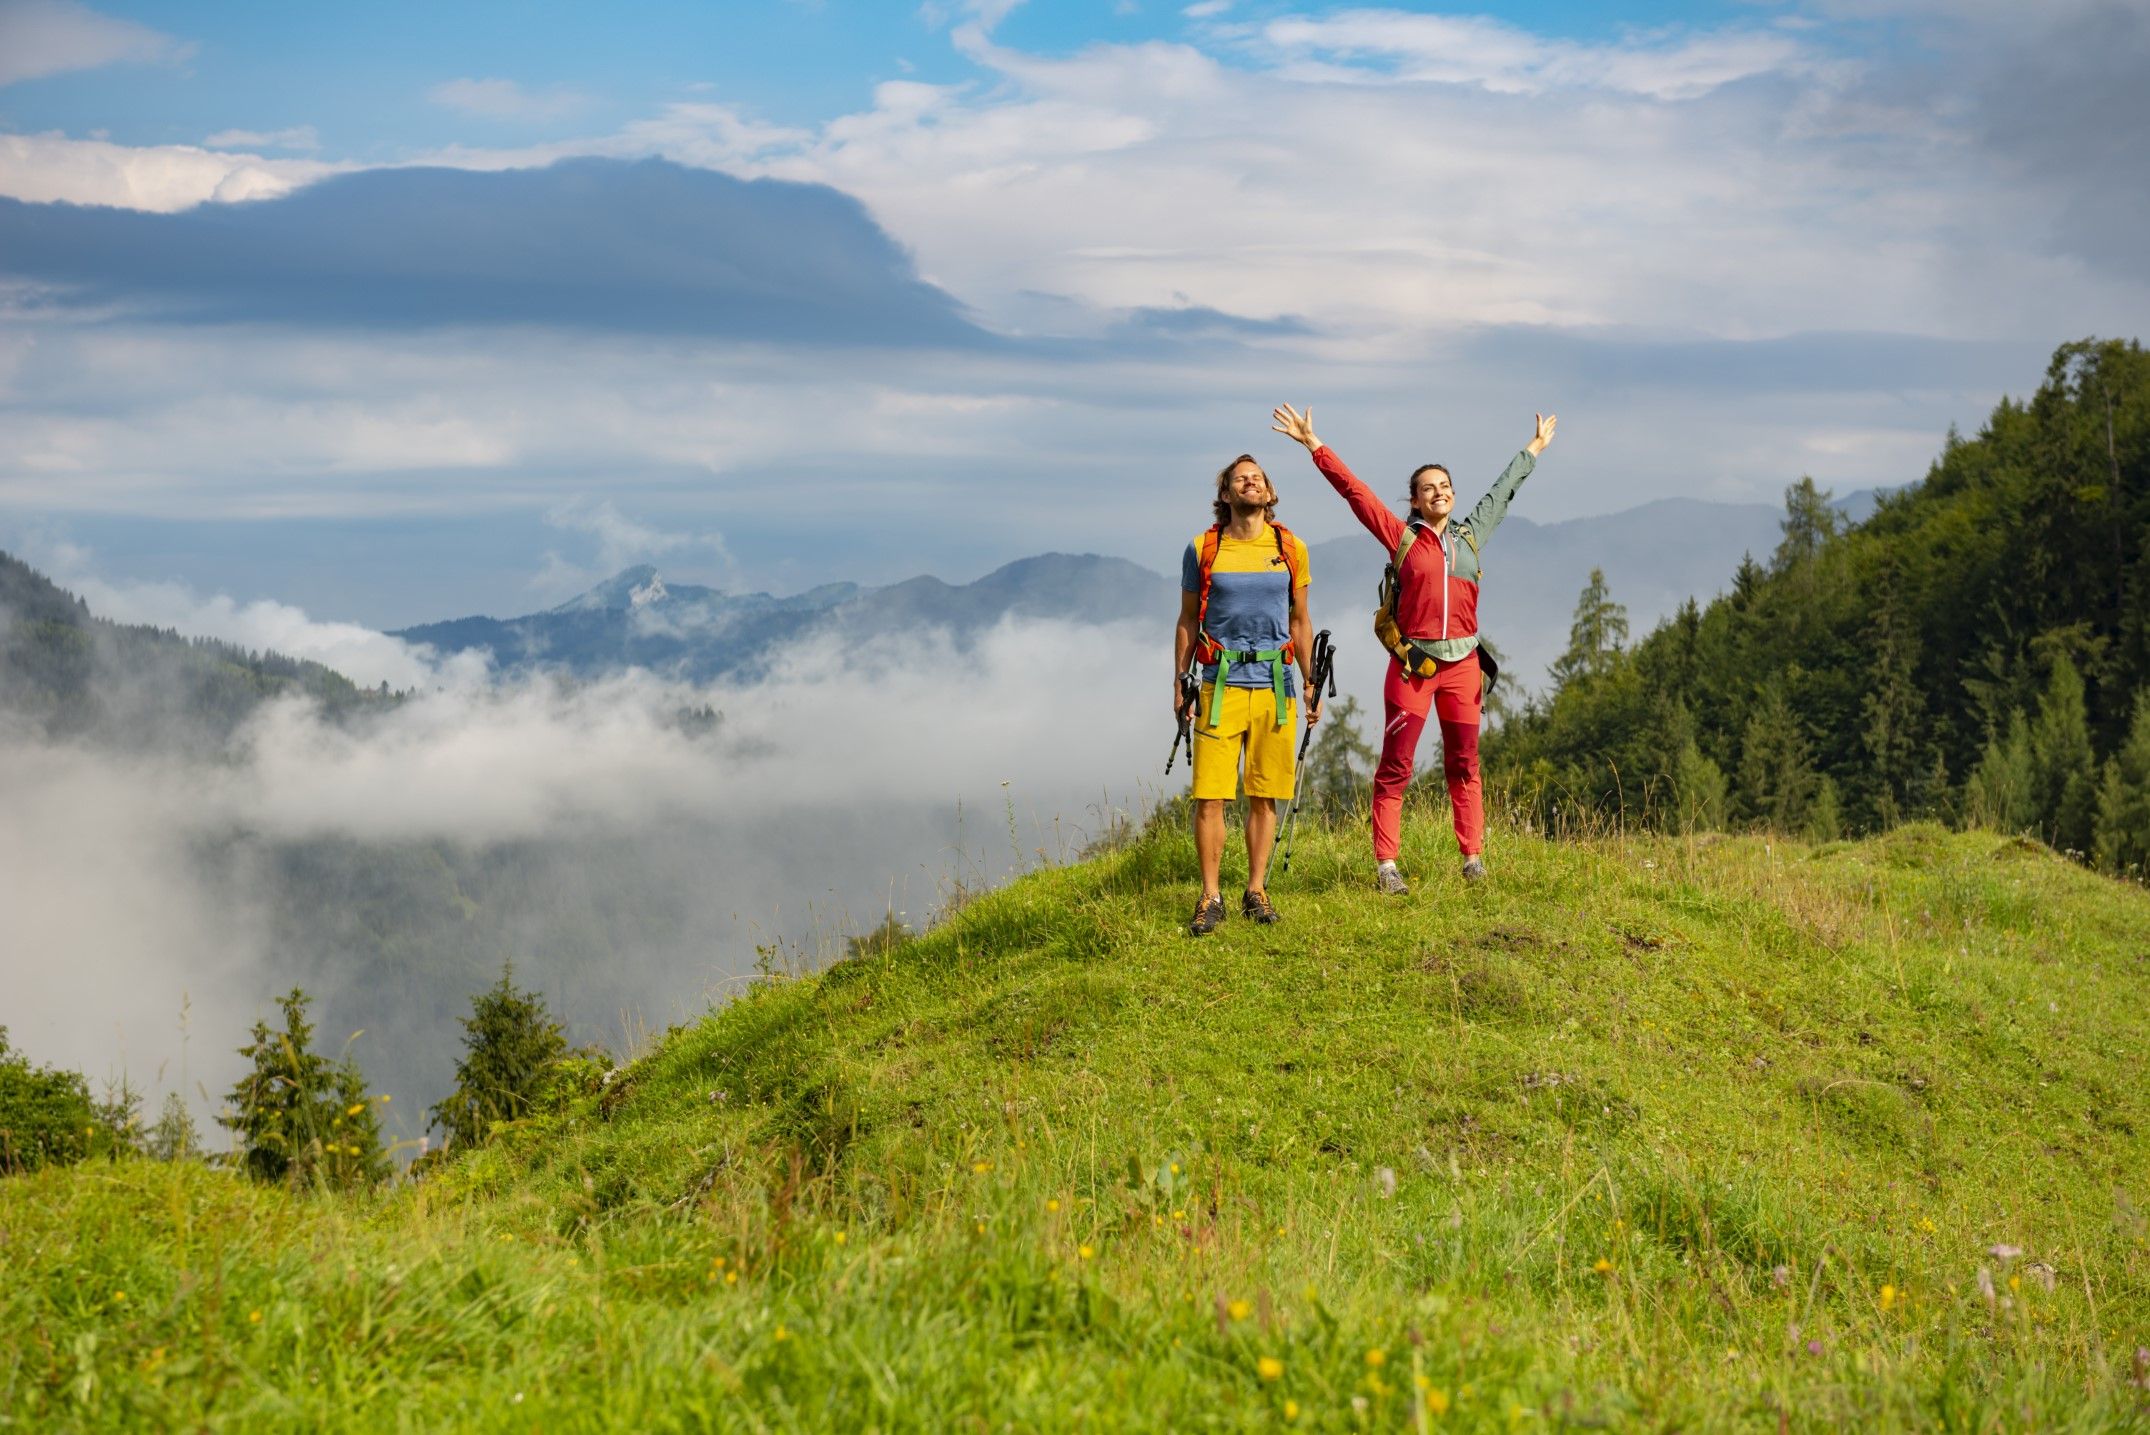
1272 402 1404 551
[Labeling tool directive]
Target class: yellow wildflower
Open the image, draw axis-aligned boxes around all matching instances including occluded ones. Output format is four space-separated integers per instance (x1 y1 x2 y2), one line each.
1284 1400 1300 1420
248 1309 263 1324
1258 1356 1284 1381
1228 1299 1253 1321
725 1271 738 1285
1365 1348 1386 1368
347 1103 366 1117
773 1325 789 1342
1047 1198 1061 1213
833 1231 847 1246
976 1221 987 1235
1879 1284 1898 1311
1173 1209 1186 1221
1078 1244 1095 1261
1593 1258 1614 1274
111 1291 127 1303
1426 1387 1451 1416
972 1160 991 1174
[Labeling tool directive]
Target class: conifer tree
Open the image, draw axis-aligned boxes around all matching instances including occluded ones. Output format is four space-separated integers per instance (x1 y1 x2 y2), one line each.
2029 652 2098 854
221 988 384 1189
1861 569 1924 827
1966 712 2037 833
1808 776 1843 842
2093 693 2150 876
1672 737 1728 833
1549 568 1628 693
430 965 569 1151
1771 476 1840 573
1300 694 1379 820
1737 680 1815 832
147 1090 199 1162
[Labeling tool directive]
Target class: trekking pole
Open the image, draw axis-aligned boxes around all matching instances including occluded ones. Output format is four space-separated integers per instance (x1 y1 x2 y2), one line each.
1279 630 1338 875
1164 666 1200 775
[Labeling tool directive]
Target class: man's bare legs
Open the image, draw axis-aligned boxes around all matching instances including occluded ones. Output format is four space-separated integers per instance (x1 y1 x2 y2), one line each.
1195 796 1280 899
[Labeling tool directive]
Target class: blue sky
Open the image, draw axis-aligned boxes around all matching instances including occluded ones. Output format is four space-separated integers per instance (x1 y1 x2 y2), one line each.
1 0 2145 638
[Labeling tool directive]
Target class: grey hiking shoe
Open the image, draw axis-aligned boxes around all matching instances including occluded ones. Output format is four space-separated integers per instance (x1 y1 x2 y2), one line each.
1241 889 1281 925
1374 864 1409 896
1189 894 1226 936
1461 857 1487 883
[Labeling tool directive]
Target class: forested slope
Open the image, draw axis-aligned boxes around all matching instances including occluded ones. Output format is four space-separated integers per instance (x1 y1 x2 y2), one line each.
1490 338 2150 871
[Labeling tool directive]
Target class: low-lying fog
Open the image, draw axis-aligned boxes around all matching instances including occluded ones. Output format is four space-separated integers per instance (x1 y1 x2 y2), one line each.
0 617 1176 1155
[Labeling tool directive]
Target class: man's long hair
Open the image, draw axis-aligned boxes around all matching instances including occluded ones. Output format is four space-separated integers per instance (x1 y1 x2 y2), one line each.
1213 454 1278 527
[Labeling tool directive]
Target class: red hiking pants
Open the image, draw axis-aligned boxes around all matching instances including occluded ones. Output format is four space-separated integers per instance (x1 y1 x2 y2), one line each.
1373 650 1482 862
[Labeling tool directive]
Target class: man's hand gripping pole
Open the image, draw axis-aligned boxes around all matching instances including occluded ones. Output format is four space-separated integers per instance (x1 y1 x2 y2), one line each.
1279 630 1337 875
1165 666 1200 775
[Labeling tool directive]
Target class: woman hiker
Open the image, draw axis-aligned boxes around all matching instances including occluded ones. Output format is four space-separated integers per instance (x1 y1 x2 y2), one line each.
1269 403 1557 892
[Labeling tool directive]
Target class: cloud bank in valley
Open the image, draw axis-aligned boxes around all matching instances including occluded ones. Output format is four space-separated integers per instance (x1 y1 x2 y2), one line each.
0 607 1166 1151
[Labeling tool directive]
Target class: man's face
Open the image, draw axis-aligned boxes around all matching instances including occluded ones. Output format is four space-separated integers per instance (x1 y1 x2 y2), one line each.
1229 460 1274 511
1413 468 1454 521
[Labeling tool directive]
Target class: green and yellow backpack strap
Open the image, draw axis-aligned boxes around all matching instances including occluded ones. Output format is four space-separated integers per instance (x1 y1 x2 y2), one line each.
1194 522 1302 729
1372 520 1479 678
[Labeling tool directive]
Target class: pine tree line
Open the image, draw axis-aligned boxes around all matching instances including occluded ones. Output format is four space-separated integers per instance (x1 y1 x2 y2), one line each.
1 966 595 1190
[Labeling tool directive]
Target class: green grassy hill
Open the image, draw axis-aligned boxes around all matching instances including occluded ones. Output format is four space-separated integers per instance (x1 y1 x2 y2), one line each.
6 806 2148 1431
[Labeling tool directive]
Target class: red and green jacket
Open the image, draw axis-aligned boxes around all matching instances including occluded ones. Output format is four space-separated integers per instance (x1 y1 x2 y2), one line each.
1311 444 1535 661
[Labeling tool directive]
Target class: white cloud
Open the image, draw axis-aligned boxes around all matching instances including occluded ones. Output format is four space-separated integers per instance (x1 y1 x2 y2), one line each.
1255 11 1812 99
33 547 450 690
537 498 736 595
428 76 591 123
203 125 321 152
0 0 186 87
1183 0 1231 15
0 613 1162 1125
0 131 339 210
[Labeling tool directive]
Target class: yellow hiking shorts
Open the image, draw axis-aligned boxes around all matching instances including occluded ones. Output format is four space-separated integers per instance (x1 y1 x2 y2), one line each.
1190 683 1297 801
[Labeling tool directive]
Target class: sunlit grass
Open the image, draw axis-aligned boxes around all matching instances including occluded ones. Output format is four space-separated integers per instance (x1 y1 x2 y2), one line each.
5 804 2148 1430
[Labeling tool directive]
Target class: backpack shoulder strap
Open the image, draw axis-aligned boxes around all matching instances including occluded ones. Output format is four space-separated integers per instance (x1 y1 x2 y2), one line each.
1269 522 1303 591
1194 524 1224 630
1386 518 1423 618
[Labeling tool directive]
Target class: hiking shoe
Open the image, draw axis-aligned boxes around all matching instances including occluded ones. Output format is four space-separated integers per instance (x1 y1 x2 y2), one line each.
1241 889 1281 925
1461 857 1488 883
1374 865 1409 896
1189 894 1226 936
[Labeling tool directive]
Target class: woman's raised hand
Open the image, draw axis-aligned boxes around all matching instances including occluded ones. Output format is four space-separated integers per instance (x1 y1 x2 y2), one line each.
1527 412 1558 456
1271 404 1320 452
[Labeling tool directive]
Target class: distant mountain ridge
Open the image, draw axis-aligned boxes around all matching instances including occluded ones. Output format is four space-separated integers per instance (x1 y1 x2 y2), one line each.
392 553 1176 682
395 487 1882 691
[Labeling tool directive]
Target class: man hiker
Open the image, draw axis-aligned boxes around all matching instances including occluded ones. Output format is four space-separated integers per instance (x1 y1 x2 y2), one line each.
1270 403 1557 892
1174 453 1321 935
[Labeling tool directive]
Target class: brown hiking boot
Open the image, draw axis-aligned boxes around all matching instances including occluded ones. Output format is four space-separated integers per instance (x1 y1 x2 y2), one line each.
1241 889 1281 925
1189 893 1226 936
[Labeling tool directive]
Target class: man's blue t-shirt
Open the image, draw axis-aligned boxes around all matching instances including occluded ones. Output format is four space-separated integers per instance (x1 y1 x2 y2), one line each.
1181 524 1310 693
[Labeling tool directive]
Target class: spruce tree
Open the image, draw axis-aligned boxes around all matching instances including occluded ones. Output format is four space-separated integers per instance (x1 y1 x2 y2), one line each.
147 1090 199 1162
1737 680 1815 832
221 988 384 1189
1860 569 1924 827
430 965 569 1151
1966 712 2037 833
2093 693 2150 876
2029 652 2098 854
1549 568 1628 693
1771 476 1840 573
1300 694 1379 820
1808 776 1843 842
1672 737 1728 834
